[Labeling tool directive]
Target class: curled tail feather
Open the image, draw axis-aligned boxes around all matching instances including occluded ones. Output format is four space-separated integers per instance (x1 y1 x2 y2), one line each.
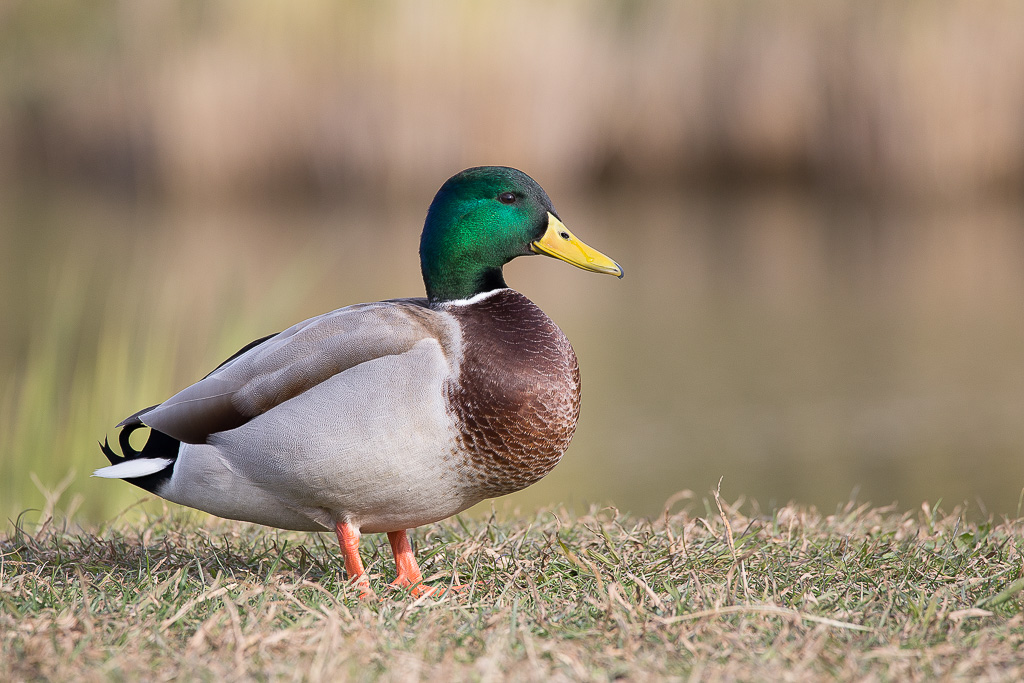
95 420 180 494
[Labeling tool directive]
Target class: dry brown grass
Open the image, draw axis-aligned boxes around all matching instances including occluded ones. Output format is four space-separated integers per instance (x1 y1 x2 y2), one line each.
3 493 1023 681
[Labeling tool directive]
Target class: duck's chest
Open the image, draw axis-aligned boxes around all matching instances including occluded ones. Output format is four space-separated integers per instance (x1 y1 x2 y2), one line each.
443 290 581 496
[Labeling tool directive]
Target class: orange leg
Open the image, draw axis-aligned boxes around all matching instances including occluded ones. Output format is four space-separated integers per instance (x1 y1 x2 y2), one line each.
335 521 373 598
387 529 434 597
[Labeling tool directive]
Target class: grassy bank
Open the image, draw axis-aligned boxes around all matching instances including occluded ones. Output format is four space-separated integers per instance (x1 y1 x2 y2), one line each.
3 494 1023 680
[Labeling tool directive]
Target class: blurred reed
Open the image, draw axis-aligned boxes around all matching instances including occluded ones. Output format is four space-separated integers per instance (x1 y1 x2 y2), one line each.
1 0 1022 200
0 196 373 524
4 187 1024 526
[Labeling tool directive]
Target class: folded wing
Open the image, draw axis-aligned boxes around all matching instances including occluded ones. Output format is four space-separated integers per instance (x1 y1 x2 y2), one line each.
128 298 442 443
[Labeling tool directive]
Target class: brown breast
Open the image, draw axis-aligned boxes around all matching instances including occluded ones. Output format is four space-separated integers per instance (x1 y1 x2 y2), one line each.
443 289 581 497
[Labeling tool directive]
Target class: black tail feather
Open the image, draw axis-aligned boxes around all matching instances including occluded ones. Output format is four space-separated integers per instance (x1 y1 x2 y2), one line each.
99 421 181 494
99 437 122 465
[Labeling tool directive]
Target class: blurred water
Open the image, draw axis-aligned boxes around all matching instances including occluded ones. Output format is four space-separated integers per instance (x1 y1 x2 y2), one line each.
2 185 1024 522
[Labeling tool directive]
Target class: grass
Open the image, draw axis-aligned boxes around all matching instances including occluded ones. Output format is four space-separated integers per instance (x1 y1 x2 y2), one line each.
3 490 1023 681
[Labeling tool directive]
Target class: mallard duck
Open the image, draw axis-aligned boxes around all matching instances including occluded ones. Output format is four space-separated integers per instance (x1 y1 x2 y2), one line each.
95 166 622 596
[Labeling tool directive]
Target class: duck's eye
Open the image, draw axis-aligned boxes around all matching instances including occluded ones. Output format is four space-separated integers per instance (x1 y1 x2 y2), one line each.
498 192 516 204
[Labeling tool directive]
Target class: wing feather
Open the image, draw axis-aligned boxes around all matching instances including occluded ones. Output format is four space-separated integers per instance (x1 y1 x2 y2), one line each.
137 298 444 443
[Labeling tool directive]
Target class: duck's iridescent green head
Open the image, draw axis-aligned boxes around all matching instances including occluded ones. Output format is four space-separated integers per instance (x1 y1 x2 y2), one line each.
419 166 623 303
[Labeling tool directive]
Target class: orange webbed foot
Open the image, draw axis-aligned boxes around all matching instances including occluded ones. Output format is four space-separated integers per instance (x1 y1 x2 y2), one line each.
388 573 481 598
386 529 467 598
336 521 378 599
349 573 377 600
389 575 439 598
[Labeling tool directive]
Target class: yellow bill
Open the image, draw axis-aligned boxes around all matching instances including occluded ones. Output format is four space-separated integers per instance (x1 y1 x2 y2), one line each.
530 213 624 278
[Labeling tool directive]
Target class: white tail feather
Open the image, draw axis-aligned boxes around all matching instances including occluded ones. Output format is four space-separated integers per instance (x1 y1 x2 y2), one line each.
93 458 174 479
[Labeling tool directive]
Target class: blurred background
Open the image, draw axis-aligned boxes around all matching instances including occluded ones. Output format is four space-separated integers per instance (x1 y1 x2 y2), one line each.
3 0 1024 527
